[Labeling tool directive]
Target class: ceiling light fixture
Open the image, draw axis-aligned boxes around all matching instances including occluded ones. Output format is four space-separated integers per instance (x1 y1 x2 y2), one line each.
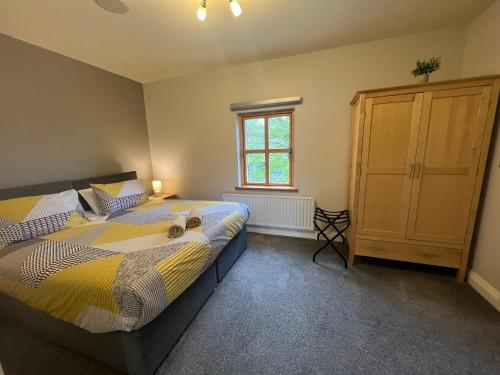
197 0 207 21
94 0 129 14
196 0 243 21
229 0 242 17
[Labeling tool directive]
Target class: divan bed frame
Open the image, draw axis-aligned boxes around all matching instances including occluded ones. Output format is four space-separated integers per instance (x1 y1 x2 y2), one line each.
0 172 247 375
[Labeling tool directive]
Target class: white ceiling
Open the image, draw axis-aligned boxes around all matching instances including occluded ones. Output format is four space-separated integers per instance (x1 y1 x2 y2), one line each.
0 0 495 83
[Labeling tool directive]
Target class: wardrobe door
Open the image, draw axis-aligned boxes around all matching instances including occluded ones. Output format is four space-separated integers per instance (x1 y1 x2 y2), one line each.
406 86 492 244
357 94 423 239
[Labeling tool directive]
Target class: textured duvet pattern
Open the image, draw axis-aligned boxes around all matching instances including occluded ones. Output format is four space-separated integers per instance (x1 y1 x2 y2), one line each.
0 200 248 333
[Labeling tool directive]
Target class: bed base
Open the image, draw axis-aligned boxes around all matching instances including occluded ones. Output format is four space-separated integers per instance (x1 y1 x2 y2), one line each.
0 263 216 375
216 225 248 282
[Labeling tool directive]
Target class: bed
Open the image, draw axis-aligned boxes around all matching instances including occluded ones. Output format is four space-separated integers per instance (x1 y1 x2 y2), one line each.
0 172 248 374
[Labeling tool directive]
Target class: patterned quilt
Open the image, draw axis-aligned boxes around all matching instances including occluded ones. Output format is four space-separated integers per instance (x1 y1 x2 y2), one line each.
0 200 248 333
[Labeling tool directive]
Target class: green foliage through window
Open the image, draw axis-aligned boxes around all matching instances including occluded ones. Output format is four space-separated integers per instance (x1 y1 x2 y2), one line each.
269 116 290 149
244 118 265 150
269 153 289 183
246 153 266 183
241 112 293 186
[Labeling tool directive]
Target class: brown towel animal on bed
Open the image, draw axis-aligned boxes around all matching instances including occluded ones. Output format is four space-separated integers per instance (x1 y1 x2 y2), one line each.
186 208 202 228
168 216 186 238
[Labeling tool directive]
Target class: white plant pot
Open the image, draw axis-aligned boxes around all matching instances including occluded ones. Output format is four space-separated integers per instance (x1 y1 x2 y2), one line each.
417 73 430 83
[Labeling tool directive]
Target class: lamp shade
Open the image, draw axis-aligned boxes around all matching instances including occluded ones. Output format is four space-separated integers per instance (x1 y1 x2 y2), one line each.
152 180 162 193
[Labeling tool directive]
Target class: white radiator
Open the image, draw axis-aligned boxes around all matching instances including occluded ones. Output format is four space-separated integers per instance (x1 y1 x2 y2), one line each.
223 193 315 232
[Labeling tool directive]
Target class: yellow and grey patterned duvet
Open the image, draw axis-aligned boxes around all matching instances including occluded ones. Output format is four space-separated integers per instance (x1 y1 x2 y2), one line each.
0 200 248 333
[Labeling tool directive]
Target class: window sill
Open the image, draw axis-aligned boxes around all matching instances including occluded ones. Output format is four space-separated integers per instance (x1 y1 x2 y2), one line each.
235 185 298 192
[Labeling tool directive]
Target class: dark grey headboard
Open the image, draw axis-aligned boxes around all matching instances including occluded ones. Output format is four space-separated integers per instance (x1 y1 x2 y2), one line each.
0 181 73 201
0 172 137 210
72 171 138 210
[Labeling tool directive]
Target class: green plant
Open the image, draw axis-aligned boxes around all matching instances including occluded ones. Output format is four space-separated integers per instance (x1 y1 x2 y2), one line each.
411 57 441 77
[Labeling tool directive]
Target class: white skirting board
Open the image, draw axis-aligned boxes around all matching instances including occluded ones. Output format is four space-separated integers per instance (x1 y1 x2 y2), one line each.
468 270 500 311
246 225 345 243
246 224 316 239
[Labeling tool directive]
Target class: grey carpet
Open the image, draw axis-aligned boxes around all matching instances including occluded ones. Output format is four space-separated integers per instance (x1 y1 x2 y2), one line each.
0 233 499 375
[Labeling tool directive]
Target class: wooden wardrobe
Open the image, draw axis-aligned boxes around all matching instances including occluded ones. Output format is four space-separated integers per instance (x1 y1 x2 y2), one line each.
347 75 500 281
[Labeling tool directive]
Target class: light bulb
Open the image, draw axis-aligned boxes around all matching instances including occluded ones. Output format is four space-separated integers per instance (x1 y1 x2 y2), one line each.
152 180 162 193
229 0 242 17
197 1 207 21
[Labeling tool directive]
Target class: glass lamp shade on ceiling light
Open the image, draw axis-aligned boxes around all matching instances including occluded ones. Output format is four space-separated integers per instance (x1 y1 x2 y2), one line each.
229 0 242 17
197 1 207 21
197 0 242 21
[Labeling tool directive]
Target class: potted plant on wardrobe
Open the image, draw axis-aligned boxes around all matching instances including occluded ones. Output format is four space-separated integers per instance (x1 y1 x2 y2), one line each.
411 57 441 83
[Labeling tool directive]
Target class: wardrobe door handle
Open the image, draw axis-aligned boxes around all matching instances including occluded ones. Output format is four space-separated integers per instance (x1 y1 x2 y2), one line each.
415 163 422 178
408 163 415 178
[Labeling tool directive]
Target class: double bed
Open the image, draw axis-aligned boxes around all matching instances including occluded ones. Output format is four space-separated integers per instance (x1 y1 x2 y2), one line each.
0 172 248 374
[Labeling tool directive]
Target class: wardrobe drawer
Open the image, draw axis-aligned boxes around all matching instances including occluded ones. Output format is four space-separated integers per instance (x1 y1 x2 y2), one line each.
355 238 462 268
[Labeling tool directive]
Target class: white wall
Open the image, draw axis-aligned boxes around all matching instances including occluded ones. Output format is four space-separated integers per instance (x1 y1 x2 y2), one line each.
462 1 500 75
144 27 466 210
462 0 500 306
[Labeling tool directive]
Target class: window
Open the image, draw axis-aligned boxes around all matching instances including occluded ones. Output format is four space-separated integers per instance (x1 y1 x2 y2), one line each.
239 110 294 189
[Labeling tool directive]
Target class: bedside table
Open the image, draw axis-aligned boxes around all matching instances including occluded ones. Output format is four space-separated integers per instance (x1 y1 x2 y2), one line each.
149 192 176 201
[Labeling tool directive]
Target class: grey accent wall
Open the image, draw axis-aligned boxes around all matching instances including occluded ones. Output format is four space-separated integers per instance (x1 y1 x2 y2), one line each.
0 33 153 189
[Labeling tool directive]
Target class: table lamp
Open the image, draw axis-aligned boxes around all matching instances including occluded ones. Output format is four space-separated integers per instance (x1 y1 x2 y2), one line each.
152 180 162 194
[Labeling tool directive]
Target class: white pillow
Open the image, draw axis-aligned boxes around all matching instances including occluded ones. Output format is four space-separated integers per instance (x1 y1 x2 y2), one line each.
78 188 101 216
83 211 109 222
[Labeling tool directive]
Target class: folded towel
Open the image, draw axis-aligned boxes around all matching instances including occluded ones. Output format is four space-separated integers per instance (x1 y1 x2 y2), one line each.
168 216 186 239
186 208 202 228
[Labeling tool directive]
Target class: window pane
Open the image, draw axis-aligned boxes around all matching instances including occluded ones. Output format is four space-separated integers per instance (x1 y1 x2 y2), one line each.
269 153 289 184
245 118 265 150
246 153 266 183
268 116 290 149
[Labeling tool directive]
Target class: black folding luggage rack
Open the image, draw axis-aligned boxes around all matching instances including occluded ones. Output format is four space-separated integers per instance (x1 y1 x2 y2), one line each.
312 207 350 268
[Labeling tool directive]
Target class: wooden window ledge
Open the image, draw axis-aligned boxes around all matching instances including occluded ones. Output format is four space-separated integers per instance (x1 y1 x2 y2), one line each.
235 185 298 192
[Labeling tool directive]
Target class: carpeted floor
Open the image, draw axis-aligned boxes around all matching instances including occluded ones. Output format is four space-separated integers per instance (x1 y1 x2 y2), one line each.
0 233 499 374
